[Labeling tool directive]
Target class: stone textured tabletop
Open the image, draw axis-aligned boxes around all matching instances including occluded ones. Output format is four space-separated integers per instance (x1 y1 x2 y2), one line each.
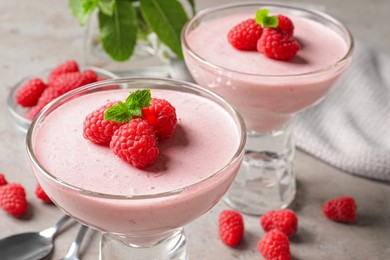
0 0 389 259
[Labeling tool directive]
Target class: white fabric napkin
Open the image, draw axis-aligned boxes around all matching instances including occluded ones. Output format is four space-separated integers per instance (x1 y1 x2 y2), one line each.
294 41 390 182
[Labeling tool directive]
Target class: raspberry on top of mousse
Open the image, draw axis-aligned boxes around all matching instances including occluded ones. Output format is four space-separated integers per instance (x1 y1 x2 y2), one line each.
83 89 177 169
227 9 300 61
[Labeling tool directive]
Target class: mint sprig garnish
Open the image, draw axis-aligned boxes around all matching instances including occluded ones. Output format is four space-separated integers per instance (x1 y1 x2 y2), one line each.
69 0 195 61
104 89 151 123
255 9 279 28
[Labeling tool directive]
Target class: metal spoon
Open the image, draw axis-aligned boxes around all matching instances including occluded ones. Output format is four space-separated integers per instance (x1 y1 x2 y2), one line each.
61 224 89 260
0 214 71 260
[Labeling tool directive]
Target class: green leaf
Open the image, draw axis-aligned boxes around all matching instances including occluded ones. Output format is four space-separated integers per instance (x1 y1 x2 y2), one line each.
140 0 189 59
98 1 138 61
125 89 151 118
255 9 278 28
104 89 151 123
98 0 115 16
69 0 98 26
104 102 133 123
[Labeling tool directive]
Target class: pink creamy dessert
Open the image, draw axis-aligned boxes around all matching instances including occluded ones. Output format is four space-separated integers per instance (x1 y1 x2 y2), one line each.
184 13 351 133
30 88 243 234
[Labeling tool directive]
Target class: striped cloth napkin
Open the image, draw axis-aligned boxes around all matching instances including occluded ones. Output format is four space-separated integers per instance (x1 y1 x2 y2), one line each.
294 41 390 182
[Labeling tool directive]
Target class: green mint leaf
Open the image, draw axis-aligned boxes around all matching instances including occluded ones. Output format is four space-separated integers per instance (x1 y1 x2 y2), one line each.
99 1 137 61
104 102 133 123
69 0 98 26
140 0 189 59
104 89 152 123
125 89 151 118
255 9 278 28
98 0 115 16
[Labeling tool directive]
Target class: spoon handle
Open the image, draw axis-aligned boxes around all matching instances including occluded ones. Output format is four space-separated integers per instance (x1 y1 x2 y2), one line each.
40 214 71 238
63 225 89 260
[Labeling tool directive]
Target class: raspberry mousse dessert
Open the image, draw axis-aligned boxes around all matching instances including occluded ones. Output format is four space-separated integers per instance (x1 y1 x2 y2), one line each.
182 2 354 215
26 78 246 259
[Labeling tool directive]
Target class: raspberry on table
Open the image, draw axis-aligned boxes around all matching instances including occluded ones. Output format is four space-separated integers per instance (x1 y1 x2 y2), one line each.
277 15 294 36
257 27 300 61
35 184 52 203
16 78 48 107
323 196 357 223
110 118 159 169
218 210 244 247
83 102 123 145
260 209 298 237
0 173 7 186
258 229 291 260
0 183 28 217
227 18 263 51
142 98 177 140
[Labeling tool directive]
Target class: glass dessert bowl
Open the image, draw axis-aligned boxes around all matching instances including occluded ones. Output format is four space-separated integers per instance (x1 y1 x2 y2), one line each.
182 2 354 215
7 66 118 133
26 77 246 259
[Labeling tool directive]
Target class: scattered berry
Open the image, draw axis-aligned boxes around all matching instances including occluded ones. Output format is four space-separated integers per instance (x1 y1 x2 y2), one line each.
0 173 7 186
258 229 291 260
0 183 28 217
142 98 177 140
260 209 298 237
257 27 300 60
228 18 263 51
277 15 294 36
16 78 48 107
218 210 244 247
35 184 52 203
47 60 79 85
110 118 159 168
323 196 357 223
83 102 123 145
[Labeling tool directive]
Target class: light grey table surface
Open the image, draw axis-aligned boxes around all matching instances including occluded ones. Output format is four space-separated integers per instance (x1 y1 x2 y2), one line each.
0 0 389 259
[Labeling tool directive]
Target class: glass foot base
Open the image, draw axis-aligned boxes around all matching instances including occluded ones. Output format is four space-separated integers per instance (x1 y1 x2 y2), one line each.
100 228 187 260
224 128 296 215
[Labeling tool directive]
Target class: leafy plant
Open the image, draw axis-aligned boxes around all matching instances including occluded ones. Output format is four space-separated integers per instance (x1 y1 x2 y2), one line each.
69 0 195 61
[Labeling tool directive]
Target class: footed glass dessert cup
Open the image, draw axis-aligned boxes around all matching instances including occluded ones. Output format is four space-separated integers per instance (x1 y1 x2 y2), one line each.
182 2 354 215
26 78 246 259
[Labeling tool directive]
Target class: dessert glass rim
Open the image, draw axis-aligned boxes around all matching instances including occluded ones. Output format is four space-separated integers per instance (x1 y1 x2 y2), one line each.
26 77 247 201
181 1 354 78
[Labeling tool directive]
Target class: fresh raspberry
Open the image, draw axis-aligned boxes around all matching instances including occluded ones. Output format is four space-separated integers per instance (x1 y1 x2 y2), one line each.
83 70 98 83
0 173 7 186
277 15 294 36
26 87 63 119
228 18 263 51
218 210 244 247
142 98 177 140
260 209 298 237
35 184 52 203
0 183 28 217
258 230 291 260
110 118 159 168
323 196 357 223
83 102 123 145
16 78 48 107
257 27 300 60
47 60 79 85
50 71 95 94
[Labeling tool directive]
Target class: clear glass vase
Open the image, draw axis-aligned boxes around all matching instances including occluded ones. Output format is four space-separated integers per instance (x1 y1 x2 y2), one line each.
83 9 171 77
